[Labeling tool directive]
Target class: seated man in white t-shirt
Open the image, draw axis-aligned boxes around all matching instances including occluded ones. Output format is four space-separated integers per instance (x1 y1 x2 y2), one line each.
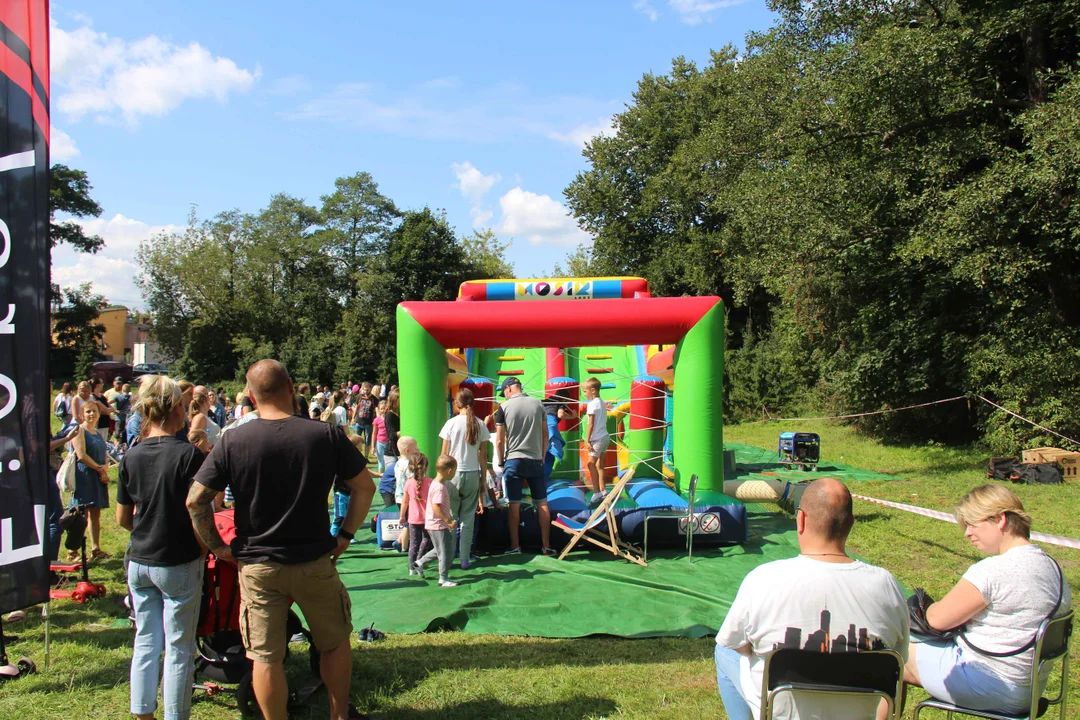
715 478 909 720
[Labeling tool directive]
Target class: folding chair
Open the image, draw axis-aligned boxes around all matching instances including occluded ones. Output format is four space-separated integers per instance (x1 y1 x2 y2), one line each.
553 466 646 566
761 648 905 720
643 473 698 562
914 611 1073 720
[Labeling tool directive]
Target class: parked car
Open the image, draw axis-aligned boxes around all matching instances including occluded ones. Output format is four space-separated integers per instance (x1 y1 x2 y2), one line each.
89 361 134 385
132 363 169 377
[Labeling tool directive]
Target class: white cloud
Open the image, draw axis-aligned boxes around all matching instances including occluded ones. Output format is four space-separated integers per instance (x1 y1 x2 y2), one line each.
52 254 144 308
668 0 746 24
635 0 660 21
494 187 592 247
284 80 619 148
547 119 615 149
51 21 259 124
50 127 79 161
51 214 181 308
451 161 502 229
451 161 500 203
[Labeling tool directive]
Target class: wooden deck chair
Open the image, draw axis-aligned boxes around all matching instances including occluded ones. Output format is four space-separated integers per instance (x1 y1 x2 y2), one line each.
553 466 646 566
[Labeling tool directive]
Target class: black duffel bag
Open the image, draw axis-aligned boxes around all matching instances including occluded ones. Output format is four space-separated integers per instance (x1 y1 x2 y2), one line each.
1008 462 1063 485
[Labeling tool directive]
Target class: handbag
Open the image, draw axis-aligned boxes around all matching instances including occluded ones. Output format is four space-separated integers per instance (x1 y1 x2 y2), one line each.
56 444 77 494
908 587 960 641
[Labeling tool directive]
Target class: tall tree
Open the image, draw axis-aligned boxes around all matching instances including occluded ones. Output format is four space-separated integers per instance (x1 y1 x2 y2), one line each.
50 164 104 253
319 172 400 304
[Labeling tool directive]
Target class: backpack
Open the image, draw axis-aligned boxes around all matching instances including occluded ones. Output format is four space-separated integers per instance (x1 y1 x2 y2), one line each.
54 396 68 419
1008 462 1063 485
986 456 1019 481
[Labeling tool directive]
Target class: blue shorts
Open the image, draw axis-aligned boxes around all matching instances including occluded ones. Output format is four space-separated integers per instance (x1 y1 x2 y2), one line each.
914 638 1030 714
503 458 546 503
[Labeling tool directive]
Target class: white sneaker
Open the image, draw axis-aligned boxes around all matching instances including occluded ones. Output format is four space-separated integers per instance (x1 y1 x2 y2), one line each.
439 580 458 587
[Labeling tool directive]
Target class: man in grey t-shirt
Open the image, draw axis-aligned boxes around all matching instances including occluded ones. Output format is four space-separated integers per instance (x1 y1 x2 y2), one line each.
494 377 553 555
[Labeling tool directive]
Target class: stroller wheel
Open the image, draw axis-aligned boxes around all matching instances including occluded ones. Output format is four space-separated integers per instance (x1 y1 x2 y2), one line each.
237 673 259 719
17 658 36 675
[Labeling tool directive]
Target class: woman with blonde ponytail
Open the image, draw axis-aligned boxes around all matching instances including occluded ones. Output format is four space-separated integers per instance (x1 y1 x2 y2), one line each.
903 484 1071 714
115 375 208 720
438 387 491 569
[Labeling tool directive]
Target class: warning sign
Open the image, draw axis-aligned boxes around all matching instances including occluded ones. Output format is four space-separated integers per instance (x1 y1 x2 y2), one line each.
699 513 721 534
677 512 722 535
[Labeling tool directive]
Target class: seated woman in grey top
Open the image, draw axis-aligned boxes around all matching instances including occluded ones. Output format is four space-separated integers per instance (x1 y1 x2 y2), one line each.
904 484 1070 714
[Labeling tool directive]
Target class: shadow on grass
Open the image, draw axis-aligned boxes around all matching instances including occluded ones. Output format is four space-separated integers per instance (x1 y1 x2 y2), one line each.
360 635 710 673
894 532 979 563
352 636 711 701
379 697 618 719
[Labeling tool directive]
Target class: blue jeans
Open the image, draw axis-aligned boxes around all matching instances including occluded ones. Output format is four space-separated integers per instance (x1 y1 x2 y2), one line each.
357 422 373 448
128 557 204 720
376 441 388 472
715 644 752 720
330 491 350 537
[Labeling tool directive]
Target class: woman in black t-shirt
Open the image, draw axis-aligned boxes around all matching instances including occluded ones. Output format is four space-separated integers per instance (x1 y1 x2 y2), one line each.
115 375 206 720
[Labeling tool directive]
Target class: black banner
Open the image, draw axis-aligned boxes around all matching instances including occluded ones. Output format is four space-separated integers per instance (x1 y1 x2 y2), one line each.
0 0 52 613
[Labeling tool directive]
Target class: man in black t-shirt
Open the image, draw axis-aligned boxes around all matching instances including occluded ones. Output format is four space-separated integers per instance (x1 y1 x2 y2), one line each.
187 360 376 720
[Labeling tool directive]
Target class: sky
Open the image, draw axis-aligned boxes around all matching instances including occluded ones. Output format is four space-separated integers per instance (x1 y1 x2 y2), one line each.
48 0 777 309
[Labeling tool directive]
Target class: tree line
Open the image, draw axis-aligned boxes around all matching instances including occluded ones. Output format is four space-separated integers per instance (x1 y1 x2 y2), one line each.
135 173 512 384
563 0 1080 452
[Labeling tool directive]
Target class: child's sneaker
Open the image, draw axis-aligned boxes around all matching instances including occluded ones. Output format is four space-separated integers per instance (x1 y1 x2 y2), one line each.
588 491 606 508
439 580 458 587
504 547 522 555
541 546 557 557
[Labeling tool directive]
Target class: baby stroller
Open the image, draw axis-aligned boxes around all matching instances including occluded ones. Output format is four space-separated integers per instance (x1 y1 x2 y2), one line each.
193 510 323 717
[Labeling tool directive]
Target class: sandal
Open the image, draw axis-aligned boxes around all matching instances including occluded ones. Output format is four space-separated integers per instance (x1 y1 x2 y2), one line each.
66 550 79 562
90 549 111 560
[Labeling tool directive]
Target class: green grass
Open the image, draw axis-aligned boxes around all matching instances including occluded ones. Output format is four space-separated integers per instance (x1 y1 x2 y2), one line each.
1 419 1076 718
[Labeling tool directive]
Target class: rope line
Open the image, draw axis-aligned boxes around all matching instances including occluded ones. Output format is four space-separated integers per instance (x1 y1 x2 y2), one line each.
852 494 1080 551
975 395 1080 448
756 396 968 423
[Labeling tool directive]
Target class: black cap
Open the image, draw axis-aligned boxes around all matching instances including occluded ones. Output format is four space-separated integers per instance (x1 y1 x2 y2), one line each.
499 377 521 397
114 376 124 383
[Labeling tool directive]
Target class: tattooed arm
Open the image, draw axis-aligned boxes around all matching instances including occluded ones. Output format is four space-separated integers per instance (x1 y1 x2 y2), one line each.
186 480 234 564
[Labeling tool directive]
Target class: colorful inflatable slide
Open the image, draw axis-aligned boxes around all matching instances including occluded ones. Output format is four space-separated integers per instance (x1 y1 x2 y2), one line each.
388 277 749 550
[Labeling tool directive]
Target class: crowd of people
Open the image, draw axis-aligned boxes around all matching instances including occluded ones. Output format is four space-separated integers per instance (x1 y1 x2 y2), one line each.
34 363 1073 720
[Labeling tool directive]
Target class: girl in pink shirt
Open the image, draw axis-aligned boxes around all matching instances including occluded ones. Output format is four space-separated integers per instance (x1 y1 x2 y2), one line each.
415 454 459 587
400 452 432 577
370 401 389 472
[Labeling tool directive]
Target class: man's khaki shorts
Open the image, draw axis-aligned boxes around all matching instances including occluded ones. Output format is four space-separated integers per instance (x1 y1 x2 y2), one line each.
237 554 353 663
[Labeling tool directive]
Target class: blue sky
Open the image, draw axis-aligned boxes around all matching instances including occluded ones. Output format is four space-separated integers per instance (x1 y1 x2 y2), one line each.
49 1 776 308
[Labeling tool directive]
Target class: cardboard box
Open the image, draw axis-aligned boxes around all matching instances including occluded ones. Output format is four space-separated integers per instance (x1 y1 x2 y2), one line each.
1022 447 1079 480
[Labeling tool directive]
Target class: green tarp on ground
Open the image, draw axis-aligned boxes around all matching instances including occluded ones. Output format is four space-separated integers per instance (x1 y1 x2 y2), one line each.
337 444 899 639
339 505 797 639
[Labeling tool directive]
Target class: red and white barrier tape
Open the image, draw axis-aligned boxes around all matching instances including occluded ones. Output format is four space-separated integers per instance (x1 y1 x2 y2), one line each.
852 494 1080 550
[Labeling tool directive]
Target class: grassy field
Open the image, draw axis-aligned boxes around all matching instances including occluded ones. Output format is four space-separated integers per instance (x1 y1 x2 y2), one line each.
1 419 1076 719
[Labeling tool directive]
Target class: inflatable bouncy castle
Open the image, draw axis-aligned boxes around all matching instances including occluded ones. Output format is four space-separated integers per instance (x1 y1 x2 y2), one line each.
390 277 749 550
